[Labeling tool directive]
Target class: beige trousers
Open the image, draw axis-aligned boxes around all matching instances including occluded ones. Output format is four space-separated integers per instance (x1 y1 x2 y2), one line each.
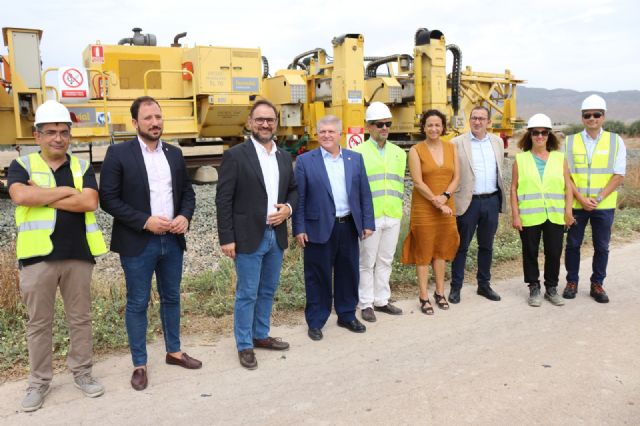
19 260 94 386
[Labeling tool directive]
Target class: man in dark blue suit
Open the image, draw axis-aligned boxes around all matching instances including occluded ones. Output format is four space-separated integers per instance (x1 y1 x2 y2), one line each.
100 96 200 391
293 115 375 341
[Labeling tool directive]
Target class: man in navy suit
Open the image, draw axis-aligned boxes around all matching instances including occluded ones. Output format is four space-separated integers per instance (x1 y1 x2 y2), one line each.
100 96 201 391
216 99 298 370
293 115 375 341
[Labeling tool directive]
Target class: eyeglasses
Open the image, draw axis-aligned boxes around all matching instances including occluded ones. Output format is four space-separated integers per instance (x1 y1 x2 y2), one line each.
531 130 550 137
470 116 488 122
582 112 603 119
372 121 392 129
253 117 276 125
38 130 71 139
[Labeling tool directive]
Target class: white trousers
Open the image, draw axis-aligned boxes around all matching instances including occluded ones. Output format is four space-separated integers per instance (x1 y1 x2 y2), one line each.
358 216 401 309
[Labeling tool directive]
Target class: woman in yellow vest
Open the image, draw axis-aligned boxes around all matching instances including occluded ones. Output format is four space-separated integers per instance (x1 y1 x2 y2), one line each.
510 114 575 307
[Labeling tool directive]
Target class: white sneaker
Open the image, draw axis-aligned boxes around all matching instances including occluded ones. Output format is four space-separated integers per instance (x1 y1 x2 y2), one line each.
22 384 50 412
74 373 105 398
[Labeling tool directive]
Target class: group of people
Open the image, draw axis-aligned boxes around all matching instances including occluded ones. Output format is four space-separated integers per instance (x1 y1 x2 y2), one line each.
8 93 625 411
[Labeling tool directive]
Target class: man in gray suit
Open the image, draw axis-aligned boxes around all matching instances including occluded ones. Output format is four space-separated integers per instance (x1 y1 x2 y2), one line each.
449 106 506 303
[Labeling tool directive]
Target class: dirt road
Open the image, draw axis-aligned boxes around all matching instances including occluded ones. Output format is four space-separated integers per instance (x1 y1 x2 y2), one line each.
1 242 639 425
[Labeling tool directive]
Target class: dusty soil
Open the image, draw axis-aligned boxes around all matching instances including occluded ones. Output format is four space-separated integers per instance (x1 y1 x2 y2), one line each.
1 241 638 425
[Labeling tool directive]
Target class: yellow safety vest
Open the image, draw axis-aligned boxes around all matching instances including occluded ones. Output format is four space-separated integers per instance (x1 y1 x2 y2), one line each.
353 139 406 219
516 151 566 226
15 152 107 260
565 131 619 209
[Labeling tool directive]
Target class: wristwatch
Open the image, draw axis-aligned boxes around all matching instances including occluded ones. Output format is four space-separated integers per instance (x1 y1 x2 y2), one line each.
442 191 451 200
595 195 603 203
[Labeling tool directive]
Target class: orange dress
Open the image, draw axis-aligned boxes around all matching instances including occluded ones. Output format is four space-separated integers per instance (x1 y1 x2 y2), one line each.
401 141 460 265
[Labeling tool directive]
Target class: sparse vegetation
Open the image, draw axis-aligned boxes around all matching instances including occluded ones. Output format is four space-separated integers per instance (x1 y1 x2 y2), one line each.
2 150 640 376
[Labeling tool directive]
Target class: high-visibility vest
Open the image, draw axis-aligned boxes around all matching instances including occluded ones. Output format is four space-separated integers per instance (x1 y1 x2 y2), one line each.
565 131 619 209
353 139 406 219
15 152 107 260
516 151 566 226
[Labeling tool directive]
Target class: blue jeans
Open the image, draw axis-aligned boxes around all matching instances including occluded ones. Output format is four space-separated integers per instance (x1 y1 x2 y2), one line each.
565 208 615 285
451 193 500 290
234 228 284 351
120 234 184 367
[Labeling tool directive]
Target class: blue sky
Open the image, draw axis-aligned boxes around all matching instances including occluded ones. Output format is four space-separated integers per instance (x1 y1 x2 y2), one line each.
3 0 638 92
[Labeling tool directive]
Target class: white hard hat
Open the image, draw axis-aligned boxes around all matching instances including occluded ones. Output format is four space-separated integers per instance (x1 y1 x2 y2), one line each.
34 100 72 126
527 113 552 129
581 94 607 111
365 102 392 122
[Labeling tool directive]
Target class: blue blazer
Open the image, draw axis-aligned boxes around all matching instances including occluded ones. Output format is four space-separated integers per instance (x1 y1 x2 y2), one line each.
99 138 196 257
293 148 375 244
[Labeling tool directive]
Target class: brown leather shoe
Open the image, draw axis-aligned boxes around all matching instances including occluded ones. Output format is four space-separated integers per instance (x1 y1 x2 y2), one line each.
131 368 147 391
590 282 610 303
253 336 290 351
165 352 202 369
238 349 258 370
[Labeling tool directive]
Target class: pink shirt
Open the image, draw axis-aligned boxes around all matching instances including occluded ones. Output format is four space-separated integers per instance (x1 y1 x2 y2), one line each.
138 137 174 220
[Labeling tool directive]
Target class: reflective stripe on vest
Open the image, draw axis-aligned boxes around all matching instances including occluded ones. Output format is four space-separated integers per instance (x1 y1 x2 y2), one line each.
565 131 618 209
353 139 406 219
516 151 566 226
15 153 107 260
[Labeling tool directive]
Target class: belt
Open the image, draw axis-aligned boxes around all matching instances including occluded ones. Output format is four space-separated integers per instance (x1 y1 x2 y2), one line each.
336 214 352 223
472 191 499 199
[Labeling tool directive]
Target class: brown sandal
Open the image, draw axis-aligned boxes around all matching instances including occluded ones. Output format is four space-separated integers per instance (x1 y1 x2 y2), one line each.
433 292 449 310
419 297 434 315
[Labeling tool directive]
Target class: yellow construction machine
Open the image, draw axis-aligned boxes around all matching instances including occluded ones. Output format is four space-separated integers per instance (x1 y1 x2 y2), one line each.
1 26 523 158
0 27 264 149
267 28 524 153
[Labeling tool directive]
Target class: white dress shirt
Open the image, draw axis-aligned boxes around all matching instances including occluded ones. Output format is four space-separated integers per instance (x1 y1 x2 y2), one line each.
138 137 174 220
251 137 281 223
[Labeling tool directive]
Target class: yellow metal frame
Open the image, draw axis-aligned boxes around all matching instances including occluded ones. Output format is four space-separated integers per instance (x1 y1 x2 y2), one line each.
143 68 198 133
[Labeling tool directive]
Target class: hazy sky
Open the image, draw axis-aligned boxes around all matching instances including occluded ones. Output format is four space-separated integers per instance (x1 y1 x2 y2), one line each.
3 0 638 92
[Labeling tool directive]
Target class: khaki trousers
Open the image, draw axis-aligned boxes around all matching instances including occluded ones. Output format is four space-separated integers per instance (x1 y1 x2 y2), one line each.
19 260 94 386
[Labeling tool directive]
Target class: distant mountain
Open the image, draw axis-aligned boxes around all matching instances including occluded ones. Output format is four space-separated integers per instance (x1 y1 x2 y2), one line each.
517 87 640 125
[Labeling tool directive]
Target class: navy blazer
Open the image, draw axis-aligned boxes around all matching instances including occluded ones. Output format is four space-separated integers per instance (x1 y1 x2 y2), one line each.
293 148 375 244
99 138 196 257
215 140 297 254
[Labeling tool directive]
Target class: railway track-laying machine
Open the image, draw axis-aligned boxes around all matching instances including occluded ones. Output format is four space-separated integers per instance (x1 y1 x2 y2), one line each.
0 26 524 157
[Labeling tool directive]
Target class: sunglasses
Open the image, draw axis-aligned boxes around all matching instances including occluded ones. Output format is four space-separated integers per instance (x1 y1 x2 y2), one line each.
531 130 550 137
582 112 603 119
372 121 392 129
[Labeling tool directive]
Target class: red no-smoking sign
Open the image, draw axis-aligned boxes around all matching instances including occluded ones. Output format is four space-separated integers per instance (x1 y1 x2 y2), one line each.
346 127 364 149
59 67 88 99
62 68 84 88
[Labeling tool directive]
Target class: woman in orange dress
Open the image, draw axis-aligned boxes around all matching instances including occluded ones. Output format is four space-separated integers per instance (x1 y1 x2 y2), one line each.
402 110 460 315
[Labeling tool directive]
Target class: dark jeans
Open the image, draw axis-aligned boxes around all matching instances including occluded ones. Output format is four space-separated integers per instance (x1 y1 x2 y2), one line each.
120 234 184 367
519 220 564 288
451 193 500 290
304 220 359 329
565 208 615 285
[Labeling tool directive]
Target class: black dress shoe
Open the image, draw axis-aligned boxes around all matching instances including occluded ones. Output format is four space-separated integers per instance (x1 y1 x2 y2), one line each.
477 286 501 301
449 288 461 304
337 318 366 333
308 328 323 341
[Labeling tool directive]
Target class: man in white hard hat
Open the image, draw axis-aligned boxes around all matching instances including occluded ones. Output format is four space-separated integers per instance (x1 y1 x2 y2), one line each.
562 94 626 303
450 106 507 304
7 100 107 412
352 102 406 322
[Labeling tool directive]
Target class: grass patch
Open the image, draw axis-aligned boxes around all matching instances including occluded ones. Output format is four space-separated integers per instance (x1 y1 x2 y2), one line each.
2 156 640 375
